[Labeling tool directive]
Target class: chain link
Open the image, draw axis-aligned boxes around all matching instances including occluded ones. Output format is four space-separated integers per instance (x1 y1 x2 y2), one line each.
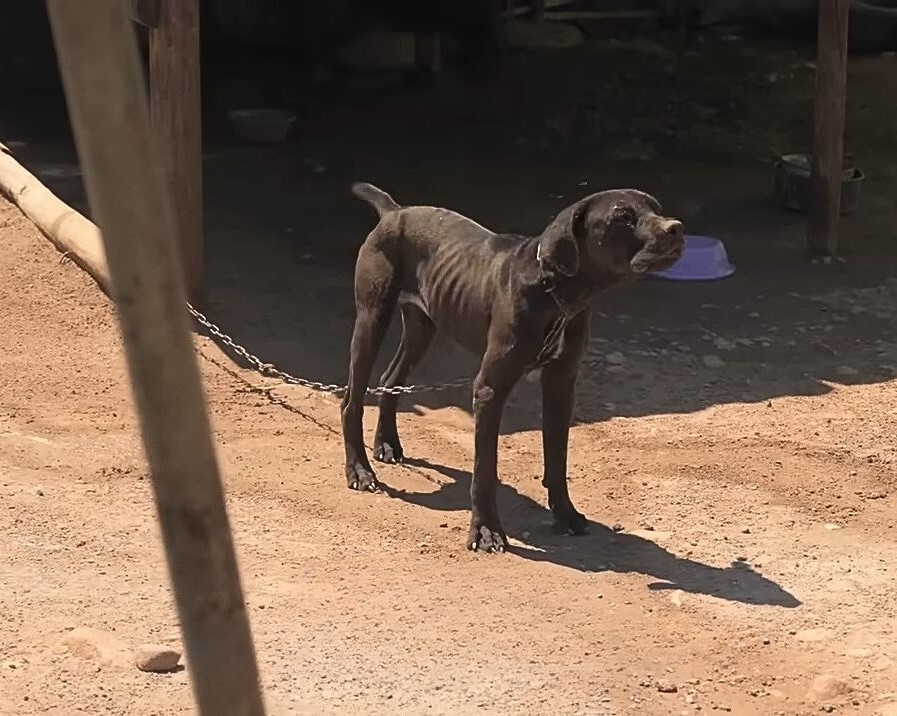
186 303 472 397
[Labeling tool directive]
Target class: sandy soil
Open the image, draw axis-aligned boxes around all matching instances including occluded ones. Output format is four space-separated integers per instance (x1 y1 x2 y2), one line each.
4 194 897 715
3 28 897 716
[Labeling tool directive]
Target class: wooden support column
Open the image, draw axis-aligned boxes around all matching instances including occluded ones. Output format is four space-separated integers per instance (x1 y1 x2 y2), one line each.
807 0 849 258
45 1 264 714
149 0 204 305
414 32 442 76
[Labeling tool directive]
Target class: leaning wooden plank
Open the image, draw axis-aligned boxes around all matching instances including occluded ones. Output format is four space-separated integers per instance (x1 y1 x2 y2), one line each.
0 143 111 293
44 2 265 715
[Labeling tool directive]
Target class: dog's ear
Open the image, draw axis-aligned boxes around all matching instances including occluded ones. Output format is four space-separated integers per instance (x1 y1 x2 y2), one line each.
537 201 588 277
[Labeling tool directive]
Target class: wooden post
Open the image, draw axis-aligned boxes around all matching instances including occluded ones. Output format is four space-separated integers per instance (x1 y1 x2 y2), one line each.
414 32 442 76
149 0 204 305
44 2 265 715
807 0 849 257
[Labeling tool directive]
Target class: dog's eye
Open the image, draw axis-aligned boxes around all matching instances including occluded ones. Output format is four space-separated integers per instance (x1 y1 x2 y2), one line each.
611 206 637 226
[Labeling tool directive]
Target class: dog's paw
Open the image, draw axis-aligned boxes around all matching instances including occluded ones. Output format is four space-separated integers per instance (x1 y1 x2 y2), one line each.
551 504 589 536
346 464 380 492
373 440 404 465
467 522 508 553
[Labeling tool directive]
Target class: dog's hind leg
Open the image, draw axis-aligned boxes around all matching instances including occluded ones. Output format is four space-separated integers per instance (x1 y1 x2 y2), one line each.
374 302 436 464
341 244 398 492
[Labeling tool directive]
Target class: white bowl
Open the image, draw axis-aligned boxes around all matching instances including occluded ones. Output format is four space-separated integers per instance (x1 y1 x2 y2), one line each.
227 108 296 144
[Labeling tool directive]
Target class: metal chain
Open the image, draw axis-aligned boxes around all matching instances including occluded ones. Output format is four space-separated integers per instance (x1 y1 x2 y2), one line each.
186 303 472 397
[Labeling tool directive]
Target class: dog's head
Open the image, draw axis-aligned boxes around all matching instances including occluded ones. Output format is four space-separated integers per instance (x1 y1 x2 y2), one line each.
537 189 684 282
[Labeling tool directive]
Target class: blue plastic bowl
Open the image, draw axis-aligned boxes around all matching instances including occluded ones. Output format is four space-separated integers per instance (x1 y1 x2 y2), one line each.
650 235 736 282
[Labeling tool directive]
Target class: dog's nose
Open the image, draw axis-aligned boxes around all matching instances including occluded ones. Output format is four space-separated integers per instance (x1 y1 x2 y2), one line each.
663 220 684 243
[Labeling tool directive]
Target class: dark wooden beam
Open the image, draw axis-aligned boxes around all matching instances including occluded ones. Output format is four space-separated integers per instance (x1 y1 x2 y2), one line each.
807 0 849 258
414 32 441 76
149 0 204 305
531 0 546 21
129 0 160 28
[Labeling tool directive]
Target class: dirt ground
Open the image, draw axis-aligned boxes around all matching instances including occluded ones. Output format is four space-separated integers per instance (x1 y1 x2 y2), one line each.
2 30 897 716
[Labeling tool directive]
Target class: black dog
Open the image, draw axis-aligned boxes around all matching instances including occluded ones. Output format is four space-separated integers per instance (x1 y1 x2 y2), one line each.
342 182 684 552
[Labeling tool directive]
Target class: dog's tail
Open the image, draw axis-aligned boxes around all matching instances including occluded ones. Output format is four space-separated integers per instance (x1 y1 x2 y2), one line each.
351 182 400 218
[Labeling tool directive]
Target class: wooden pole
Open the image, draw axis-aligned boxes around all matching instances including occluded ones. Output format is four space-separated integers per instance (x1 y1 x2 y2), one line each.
44 3 265 715
149 0 204 305
807 0 849 257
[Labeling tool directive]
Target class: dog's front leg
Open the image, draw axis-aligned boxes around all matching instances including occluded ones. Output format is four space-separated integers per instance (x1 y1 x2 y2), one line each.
468 342 525 553
541 311 590 535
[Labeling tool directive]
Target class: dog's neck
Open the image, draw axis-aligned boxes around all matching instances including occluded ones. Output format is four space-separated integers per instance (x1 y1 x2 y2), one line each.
545 280 592 319
535 261 593 319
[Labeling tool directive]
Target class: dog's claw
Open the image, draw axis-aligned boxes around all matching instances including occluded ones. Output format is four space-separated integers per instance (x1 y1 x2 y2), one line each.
346 466 380 492
467 524 508 553
373 441 404 465
551 505 589 536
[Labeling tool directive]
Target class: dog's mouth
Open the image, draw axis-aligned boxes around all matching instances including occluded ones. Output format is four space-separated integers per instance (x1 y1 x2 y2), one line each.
629 241 683 274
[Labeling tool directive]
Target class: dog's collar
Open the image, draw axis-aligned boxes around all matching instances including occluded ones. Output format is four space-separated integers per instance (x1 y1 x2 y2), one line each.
537 246 591 320
548 287 588 320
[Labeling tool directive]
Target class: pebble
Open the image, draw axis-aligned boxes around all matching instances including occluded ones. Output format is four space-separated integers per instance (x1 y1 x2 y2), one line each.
805 674 851 702
656 680 678 693
713 337 737 351
61 627 131 667
606 352 626 365
134 644 181 673
703 355 726 368
795 627 834 643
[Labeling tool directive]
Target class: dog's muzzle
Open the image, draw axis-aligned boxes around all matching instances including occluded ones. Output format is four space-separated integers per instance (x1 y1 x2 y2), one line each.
630 219 684 273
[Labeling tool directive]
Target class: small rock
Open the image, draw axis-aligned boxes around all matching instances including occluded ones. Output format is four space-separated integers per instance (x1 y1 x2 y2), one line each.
611 523 624 532
805 675 851 702
703 355 725 368
61 627 131 667
824 523 841 531
657 680 678 693
741 527 751 534
670 590 685 607
134 644 181 673
713 337 737 351
796 627 834 643
606 351 626 365
836 366 859 377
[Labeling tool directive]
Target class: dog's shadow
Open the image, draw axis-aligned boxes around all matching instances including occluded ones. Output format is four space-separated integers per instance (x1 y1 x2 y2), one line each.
384 458 801 609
